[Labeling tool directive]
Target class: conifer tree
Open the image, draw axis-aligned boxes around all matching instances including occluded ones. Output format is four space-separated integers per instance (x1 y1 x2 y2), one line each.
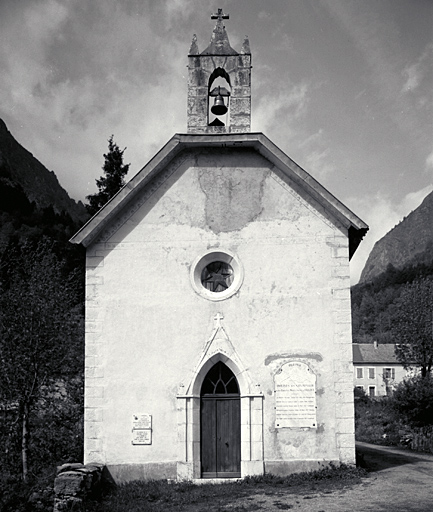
86 135 130 216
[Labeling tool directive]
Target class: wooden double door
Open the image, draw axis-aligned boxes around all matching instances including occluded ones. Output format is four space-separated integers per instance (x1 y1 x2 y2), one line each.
200 362 241 478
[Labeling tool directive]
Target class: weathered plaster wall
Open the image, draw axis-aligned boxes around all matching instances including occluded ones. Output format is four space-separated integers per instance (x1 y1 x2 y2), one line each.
84 148 354 481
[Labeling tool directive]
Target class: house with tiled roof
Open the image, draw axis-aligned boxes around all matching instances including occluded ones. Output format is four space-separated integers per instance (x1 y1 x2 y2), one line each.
352 342 408 397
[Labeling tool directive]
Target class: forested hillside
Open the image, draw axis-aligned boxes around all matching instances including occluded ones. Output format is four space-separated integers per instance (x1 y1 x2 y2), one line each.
353 185 433 343
0 122 130 510
352 258 433 343
0 118 88 263
0 119 87 221
0 120 89 509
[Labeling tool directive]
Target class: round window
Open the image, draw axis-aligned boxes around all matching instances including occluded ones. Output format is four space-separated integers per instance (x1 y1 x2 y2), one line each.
190 250 243 301
201 261 234 292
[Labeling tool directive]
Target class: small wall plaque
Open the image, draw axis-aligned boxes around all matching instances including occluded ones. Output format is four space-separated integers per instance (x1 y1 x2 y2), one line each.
132 414 152 445
132 414 152 430
132 429 152 445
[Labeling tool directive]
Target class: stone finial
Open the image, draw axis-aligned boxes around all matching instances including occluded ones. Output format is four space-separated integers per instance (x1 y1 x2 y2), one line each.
201 8 237 55
241 36 251 54
189 34 199 55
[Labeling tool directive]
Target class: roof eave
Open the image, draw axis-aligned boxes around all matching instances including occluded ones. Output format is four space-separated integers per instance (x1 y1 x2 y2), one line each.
70 132 368 250
70 135 184 247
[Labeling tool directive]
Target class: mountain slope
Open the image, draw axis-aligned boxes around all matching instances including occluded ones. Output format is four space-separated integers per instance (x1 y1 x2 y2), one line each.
360 191 433 283
0 118 87 223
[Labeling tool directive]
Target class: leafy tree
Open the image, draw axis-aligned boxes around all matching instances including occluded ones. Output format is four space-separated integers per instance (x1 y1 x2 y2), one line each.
392 277 433 378
390 375 433 427
0 238 84 482
86 135 130 216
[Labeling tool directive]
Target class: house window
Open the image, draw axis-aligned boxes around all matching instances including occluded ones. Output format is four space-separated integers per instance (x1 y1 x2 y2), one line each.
356 385 364 391
356 368 363 379
369 368 375 379
368 386 375 397
383 368 395 380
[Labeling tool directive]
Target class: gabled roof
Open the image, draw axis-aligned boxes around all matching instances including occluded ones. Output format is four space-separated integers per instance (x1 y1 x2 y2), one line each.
353 343 399 364
70 133 368 253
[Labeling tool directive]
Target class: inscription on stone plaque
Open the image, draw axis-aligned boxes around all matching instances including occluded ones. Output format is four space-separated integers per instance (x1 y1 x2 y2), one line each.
132 429 152 445
274 362 317 428
132 414 152 445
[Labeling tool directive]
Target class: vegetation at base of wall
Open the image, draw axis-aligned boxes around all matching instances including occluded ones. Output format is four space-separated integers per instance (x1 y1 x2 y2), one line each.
84 464 366 512
0 468 56 512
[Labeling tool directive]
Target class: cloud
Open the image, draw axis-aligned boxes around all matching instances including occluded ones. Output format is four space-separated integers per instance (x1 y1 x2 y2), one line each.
0 0 190 200
402 62 421 92
258 11 271 21
319 0 432 140
426 150 433 172
303 148 336 180
252 82 309 134
402 42 433 93
298 129 337 180
348 183 433 284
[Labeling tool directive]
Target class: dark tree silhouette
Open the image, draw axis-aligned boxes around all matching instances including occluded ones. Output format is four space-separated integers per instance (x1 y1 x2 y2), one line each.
392 277 433 378
0 239 83 482
86 135 130 216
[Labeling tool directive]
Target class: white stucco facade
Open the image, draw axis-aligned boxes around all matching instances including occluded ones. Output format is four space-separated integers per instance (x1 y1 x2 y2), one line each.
73 138 367 482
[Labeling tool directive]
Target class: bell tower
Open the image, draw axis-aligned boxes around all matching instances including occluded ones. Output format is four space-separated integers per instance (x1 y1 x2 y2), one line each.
187 9 252 134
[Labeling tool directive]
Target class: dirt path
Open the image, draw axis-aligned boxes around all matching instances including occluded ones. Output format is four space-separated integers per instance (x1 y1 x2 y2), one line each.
195 443 433 511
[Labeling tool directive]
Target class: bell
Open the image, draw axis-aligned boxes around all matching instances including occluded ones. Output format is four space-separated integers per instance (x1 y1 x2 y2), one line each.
211 94 228 116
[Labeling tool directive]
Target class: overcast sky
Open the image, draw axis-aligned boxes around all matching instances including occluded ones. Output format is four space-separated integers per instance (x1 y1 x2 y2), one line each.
1 0 432 283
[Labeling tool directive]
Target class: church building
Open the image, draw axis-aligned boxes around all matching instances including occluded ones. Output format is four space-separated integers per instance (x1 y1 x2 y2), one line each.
71 10 368 482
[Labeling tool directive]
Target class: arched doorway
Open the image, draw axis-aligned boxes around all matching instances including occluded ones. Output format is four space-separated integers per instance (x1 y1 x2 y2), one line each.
200 361 241 478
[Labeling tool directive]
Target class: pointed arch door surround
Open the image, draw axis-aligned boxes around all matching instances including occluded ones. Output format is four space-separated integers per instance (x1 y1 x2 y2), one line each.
176 353 264 480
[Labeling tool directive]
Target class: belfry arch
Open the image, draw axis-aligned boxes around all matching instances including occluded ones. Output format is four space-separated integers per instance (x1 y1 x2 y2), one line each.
187 9 251 134
176 352 264 480
208 68 232 127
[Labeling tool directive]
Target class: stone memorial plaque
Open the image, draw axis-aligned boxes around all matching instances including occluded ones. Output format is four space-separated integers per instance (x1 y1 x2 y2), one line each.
132 429 152 445
274 362 317 428
132 414 152 430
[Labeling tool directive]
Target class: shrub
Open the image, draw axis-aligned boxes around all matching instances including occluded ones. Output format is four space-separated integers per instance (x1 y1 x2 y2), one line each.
390 375 433 427
354 397 403 445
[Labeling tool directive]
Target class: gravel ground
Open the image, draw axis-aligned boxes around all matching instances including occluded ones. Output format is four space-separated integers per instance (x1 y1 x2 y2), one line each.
187 443 433 512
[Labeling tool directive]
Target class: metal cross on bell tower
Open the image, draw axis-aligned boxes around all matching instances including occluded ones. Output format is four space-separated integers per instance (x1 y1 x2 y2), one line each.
211 8 229 22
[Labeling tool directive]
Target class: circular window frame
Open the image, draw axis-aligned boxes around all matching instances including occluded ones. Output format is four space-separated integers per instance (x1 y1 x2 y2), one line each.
190 249 243 301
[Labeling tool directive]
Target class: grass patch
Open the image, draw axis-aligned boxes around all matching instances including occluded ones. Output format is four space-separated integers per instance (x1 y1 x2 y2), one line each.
85 463 366 512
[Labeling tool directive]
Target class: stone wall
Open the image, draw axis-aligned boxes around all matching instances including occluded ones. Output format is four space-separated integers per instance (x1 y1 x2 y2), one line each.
53 462 105 511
